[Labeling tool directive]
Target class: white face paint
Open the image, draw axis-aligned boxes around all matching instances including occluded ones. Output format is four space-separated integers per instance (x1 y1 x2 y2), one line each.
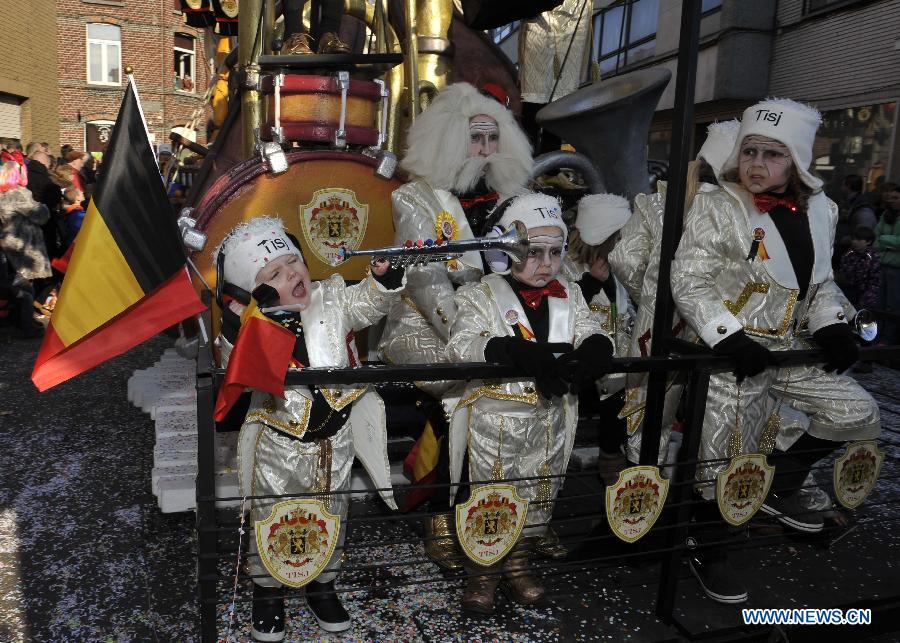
511 227 565 287
467 114 500 158
738 135 794 194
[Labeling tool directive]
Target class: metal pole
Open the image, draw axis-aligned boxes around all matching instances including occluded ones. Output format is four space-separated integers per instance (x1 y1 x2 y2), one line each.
405 0 420 121
639 0 702 465
238 0 274 159
195 291 219 641
655 365 710 623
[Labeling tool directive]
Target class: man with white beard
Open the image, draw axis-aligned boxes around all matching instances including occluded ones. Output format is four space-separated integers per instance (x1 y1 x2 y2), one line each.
379 82 534 570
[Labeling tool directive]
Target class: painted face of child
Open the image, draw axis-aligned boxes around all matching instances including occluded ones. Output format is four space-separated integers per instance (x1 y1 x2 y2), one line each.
467 115 500 158
254 253 311 308
511 226 565 287
738 135 794 194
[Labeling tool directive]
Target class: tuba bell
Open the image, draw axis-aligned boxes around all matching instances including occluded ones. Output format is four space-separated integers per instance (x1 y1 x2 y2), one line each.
533 67 672 201
335 220 530 268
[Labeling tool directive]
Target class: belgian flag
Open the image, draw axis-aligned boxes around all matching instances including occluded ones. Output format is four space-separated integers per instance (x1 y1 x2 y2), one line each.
31 76 206 391
213 300 297 421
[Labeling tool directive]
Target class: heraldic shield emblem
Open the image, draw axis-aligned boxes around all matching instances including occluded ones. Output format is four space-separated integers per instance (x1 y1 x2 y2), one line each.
605 466 669 543
299 188 369 266
456 484 528 566
716 453 774 526
255 499 340 588
834 440 884 509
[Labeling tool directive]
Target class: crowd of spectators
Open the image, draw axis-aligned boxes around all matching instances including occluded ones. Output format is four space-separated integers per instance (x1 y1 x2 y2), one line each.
0 137 99 338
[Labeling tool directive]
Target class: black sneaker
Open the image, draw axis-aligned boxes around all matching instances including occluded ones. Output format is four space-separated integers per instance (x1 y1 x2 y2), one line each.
306 579 351 633
251 585 285 642
760 490 825 533
686 537 748 604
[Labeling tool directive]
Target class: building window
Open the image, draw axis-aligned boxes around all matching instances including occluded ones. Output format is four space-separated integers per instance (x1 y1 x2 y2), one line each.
491 21 520 44
86 23 122 86
174 33 196 92
592 0 659 77
814 102 896 200
804 0 864 14
702 0 723 13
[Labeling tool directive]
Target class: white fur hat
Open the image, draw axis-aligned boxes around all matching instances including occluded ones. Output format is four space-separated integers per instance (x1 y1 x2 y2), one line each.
574 193 631 245
213 216 303 295
497 192 568 242
723 98 823 189
697 119 740 177
399 82 533 196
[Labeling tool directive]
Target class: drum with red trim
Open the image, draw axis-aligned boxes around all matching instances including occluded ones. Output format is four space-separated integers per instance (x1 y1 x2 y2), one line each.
190 149 403 338
260 73 385 147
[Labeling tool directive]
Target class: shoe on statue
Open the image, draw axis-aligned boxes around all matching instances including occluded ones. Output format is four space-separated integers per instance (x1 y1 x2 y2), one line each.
251 585 286 642
306 579 351 633
686 537 748 604
760 490 825 533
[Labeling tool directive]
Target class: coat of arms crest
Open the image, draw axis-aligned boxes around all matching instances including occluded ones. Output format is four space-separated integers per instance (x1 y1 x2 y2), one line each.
456 484 528 566
299 188 368 266
716 453 774 526
606 466 668 543
834 440 883 509
255 499 340 587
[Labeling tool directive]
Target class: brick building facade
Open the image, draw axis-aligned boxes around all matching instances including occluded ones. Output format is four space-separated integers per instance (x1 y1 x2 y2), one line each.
56 0 211 157
0 0 60 149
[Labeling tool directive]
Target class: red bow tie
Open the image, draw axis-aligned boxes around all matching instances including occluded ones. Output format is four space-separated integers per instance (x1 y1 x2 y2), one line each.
519 279 567 309
458 192 499 209
753 193 798 213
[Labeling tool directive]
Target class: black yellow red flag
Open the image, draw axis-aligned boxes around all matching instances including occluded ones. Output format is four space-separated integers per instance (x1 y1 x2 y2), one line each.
31 76 206 391
213 301 296 421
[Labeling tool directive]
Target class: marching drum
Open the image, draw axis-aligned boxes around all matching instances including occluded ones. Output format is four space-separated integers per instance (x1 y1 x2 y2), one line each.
190 149 404 339
260 72 389 149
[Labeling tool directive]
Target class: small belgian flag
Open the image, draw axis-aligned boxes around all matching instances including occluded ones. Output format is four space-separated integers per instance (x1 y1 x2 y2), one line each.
31 76 206 391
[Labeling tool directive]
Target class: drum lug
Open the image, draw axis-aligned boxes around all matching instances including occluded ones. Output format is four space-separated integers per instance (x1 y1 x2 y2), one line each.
256 134 289 176
334 71 350 149
374 78 390 150
177 211 208 252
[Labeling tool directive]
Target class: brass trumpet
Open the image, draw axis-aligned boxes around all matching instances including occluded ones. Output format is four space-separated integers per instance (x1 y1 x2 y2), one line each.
334 220 530 268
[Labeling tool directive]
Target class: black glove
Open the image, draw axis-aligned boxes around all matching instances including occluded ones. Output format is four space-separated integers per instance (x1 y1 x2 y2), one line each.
813 323 859 373
371 261 404 290
713 330 780 382
484 336 573 399
251 283 280 308
558 333 615 392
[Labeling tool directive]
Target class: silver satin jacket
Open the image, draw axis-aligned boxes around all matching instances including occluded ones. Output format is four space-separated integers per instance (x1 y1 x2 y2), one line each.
518 0 592 104
672 182 850 350
445 273 608 489
238 273 403 509
378 180 486 386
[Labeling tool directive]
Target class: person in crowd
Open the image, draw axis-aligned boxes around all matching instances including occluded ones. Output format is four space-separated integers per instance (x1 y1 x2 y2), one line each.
563 193 634 484
840 225 881 373
61 186 86 249
0 244 42 338
875 183 900 347
0 161 51 313
447 192 613 614
58 144 73 167
25 142 43 159
26 151 64 260
835 174 877 272
213 216 404 640
378 81 534 570
840 225 881 311
671 98 881 604
64 151 89 194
